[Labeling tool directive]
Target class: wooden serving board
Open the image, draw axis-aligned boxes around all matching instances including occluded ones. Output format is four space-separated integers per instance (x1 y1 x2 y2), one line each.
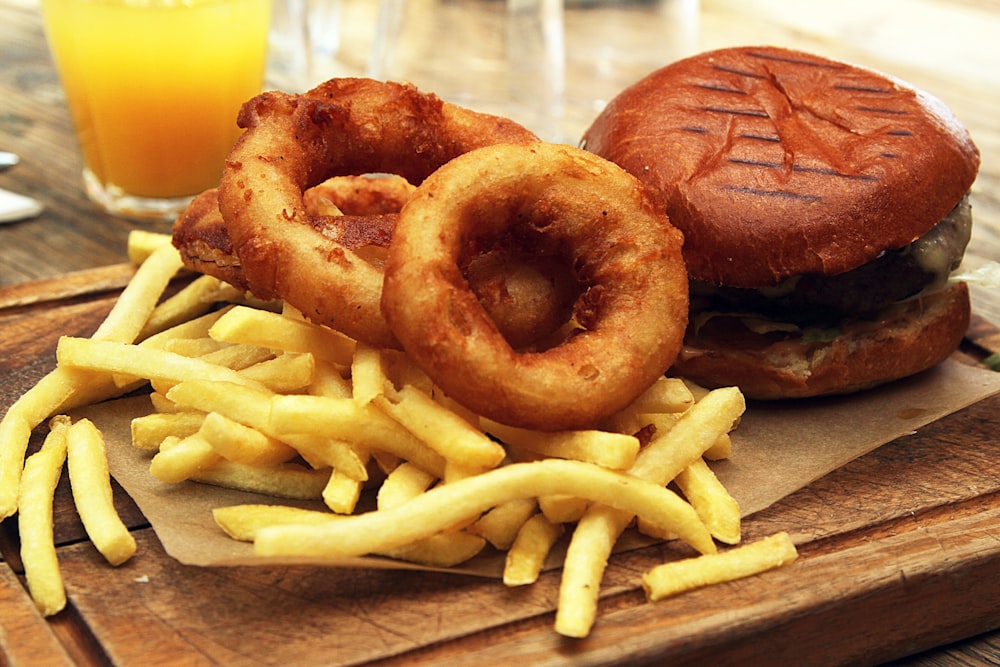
2 267 1000 667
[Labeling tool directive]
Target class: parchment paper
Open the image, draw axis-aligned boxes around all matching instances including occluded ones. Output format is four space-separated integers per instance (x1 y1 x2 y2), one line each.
81 358 1000 574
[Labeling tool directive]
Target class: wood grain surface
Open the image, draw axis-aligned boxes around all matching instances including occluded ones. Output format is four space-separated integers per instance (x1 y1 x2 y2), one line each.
2 0 1000 664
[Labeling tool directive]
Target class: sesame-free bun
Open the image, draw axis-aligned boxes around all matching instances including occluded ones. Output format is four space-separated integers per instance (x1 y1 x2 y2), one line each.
582 46 981 288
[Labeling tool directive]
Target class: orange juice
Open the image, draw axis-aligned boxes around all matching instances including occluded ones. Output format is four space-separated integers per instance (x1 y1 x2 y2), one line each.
41 0 271 218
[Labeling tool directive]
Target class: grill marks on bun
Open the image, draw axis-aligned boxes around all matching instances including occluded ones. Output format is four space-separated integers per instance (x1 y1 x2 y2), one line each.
683 55 917 212
582 46 980 287
582 46 981 399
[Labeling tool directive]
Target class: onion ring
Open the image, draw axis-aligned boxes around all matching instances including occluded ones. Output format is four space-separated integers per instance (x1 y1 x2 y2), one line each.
218 78 539 347
175 186 576 348
303 174 416 217
380 142 689 431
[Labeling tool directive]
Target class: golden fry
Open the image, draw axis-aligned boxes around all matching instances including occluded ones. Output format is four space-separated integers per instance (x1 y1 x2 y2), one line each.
269 394 446 477
483 418 638 470
0 365 120 519
642 532 798 601
374 385 505 469
130 411 206 451
138 309 231 350
556 386 746 637
125 229 174 264
503 513 564 586
139 274 245 340
703 433 733 461
377 461 437 510
193 460 330 499
379 531 486 568
538 494 589 524
214 504 339 541
66 419 137 566
166 381 367 480
197 412 297 467
468 498 538 550
209 305 355 365
323 469 364 514
213 503 485 567
350 342 385 405
91 242 184 344
255 460 715 559
57 337 269 392
674 458 741 545
554 504 632 638
149 433 219 483
238 352 315 393
18 416 70 616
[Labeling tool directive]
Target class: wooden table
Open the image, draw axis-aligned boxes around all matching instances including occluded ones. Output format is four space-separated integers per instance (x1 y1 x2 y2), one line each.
2 0 1000 664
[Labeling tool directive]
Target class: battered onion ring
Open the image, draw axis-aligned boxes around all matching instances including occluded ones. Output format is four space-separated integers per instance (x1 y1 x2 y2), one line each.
218 78 539 348
175 184 575 347
303 174 416 217
381 143 689 431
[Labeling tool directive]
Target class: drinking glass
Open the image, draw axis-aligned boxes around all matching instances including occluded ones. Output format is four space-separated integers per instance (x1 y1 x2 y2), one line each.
41 0 273 222
369 0 565 142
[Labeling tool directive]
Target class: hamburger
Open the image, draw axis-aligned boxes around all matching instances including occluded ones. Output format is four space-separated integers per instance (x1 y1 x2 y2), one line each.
581 45 980 399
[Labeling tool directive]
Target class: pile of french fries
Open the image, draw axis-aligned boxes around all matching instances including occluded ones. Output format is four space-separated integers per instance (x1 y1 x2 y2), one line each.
0 230 797 636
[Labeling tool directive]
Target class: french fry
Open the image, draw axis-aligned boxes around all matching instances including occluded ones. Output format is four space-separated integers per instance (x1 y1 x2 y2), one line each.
556 386 746 638
57 337 270 392
377 462 437 510
255 460 716 559
161 337 229 358
66 419 137 566
166 380 368 480
192 459 330 499
138 308 231 350
214 504 339 542
350 343 385 405
0 365 121 518
130 411 206 451
503 513 564 586
672 458 741 545
627 387 746 489
197 412 297 467
538 494 589 524
622 376 695 415
2 241 184 517
238 352 315 393
483 418 639 470
138 274 245 340
374 385 506 469
91 242 184 344
308 360 353 399
468 498 538 550
149 433 219 483
213 503 486 567
642 532 798 601
379 531 486 568
164 380 271 431
703 433 733 461
198 343 276 371
209 305 355 365
18 416 70 616
554 504 632 638
125 229 174 264
323 469 365 514
268 393 446 478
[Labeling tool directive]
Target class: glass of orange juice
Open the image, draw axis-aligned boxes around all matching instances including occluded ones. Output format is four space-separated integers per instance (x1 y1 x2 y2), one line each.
40 0 272 222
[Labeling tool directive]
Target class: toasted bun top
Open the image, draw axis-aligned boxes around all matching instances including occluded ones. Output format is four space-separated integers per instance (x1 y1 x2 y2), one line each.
582 46 981 288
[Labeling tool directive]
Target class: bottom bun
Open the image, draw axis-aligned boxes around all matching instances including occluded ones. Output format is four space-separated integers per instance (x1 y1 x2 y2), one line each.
672 281 971 400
